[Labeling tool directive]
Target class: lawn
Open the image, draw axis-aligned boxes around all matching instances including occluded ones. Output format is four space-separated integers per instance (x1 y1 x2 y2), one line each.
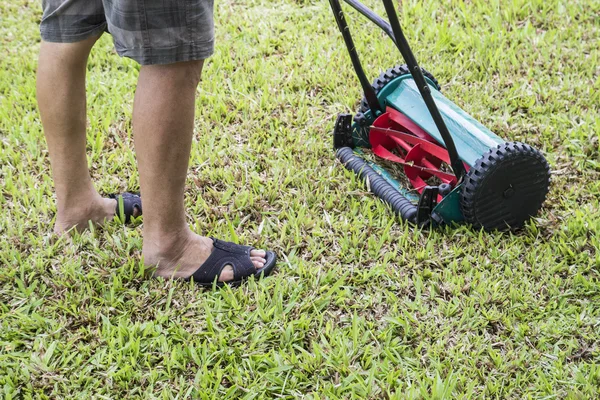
1 0 599 398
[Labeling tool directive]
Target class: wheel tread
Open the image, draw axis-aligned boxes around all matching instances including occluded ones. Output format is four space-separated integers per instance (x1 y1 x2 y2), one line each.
460 142 551 231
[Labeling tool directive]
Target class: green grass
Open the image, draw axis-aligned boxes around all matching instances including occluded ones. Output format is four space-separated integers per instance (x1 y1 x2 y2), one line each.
1 0 599 398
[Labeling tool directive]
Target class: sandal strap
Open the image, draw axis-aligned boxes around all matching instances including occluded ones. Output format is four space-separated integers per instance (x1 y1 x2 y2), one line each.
110 192 142 223
190 238 256 284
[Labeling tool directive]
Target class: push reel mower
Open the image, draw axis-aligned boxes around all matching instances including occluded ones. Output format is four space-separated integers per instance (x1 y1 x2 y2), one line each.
328 0 551 231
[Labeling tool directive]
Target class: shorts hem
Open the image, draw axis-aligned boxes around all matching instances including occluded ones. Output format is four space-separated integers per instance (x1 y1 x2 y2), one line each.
116 41 215 65
40 24 108 43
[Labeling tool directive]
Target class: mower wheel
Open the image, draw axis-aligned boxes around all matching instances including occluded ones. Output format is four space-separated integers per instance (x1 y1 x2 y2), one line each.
460 142 551 231
359 64 441 113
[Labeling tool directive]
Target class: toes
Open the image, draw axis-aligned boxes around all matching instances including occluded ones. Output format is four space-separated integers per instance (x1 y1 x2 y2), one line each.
250 250 266 269
251 255 266 264
250 249 266 258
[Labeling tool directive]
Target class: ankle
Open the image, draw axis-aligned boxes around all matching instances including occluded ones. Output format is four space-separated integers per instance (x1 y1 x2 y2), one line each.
142 226 194 261
58 192 109 215
57 186 101 212
142 228 203 277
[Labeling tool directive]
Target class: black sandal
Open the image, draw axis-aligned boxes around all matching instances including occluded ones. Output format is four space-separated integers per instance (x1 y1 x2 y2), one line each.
109 192 142 223
187 238 277 287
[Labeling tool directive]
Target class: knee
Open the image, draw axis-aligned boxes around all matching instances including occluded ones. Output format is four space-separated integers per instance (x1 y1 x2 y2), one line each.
141 60 205 89
177 60 205 87
169 60 205 88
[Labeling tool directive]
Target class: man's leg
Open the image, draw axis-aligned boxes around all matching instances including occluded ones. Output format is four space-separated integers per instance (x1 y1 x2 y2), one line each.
37 36 118 233
133 61 266 281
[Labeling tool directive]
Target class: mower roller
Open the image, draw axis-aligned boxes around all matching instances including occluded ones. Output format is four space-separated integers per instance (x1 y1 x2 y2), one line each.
328 0 551 231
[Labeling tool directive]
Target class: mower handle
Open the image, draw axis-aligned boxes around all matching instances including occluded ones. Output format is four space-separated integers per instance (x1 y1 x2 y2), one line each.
342 0 396 43
328 0 383 115
379 0 466 179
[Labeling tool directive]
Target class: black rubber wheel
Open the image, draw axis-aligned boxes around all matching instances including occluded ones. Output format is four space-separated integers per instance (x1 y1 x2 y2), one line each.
460 142 551 231
358 64 441 114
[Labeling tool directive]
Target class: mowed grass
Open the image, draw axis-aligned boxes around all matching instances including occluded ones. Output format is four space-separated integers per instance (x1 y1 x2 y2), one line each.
1 0 599 398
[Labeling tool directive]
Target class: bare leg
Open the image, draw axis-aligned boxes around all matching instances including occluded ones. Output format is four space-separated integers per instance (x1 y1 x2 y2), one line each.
37 36 118 233
133 61 265 281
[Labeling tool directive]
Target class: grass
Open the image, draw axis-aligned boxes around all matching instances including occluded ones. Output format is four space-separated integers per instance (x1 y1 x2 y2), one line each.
1 0 599 398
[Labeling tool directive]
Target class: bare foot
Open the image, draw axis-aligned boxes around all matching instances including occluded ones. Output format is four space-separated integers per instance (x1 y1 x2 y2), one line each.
143 229 266 282
54 196 141 234
54 197 117 234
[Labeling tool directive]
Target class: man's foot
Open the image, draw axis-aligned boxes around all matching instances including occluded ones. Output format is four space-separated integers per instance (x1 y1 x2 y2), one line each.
54 195 141 234
143 230 267 282
54 196 117 234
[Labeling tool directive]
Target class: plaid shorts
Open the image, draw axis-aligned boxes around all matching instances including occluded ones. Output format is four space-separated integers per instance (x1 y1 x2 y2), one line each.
40 0 215 65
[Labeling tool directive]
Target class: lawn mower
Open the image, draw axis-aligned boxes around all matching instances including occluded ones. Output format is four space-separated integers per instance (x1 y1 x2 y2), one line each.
328 0 551 231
